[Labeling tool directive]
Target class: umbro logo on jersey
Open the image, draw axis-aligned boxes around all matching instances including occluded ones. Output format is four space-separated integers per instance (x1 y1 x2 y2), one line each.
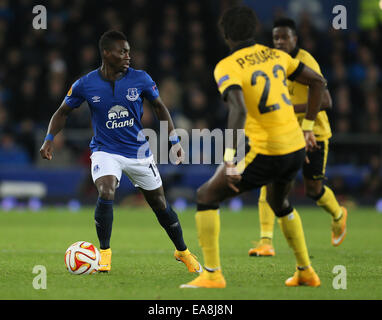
92 96 101 103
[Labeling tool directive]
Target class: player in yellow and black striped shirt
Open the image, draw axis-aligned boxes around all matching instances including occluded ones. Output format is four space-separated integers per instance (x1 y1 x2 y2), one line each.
249 18 348 259
181 6 326 289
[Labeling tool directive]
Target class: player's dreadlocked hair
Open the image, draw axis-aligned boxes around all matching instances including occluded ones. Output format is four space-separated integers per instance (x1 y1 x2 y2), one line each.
98 30 127 56
273 17 297 35
219 6 257 42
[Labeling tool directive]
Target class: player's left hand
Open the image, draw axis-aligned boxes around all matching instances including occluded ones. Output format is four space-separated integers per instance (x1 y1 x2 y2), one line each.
40 141 53 160
170 142 185 165
303 130 320 153
224 162 242 193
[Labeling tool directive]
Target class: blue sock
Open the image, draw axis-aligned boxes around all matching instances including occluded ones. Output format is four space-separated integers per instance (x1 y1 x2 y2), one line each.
153 201 187 251
94 197 113 250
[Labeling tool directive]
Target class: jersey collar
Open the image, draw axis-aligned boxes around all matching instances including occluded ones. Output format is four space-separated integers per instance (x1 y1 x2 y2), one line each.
290 46 300 58
230 39 256 54
97 67 129 82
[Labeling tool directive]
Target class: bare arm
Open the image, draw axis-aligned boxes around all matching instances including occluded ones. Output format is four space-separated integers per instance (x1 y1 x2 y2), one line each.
223 88 247 192
322 88 332 110
149 96 184 164
292 65 326 153
292 65 326 121
294 88 332 113
224 88 247 150
39 102 73 160
149 96 176 136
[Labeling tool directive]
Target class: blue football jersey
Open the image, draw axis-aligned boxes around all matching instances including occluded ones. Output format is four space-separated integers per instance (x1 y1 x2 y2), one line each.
64 68 159 158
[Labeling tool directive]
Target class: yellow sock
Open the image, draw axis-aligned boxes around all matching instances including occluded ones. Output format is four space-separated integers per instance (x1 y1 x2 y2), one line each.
258 186 275 242
195 209 220 270
316 186 342 220
278 209 310 268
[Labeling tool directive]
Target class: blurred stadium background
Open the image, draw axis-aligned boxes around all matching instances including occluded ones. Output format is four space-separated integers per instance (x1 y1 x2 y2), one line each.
0 0 382 210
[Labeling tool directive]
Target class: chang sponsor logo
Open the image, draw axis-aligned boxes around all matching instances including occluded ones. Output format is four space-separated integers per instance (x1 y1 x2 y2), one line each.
106 105 134 129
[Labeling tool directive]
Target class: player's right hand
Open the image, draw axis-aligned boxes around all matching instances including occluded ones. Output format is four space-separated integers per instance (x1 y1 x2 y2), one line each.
224 162 241 193
40 141 53 160
170 142 185 165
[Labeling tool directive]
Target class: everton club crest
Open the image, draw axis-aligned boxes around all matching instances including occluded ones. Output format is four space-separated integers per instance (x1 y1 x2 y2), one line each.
126 88 139 101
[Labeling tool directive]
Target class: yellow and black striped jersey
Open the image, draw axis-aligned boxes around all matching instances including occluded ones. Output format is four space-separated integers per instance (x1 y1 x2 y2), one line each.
214 40 305 155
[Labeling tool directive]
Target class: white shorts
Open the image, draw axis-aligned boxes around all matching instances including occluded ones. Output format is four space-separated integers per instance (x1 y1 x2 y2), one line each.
90 151 162 191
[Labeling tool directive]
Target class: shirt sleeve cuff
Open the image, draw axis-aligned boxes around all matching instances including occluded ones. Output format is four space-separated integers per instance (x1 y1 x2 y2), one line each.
288 62 305 81
222 84 242 101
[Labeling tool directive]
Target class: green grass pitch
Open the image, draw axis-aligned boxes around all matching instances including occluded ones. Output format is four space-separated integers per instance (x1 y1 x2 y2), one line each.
0 205 381 300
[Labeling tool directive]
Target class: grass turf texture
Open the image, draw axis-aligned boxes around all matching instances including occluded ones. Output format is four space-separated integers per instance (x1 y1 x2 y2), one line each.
0 206 381 300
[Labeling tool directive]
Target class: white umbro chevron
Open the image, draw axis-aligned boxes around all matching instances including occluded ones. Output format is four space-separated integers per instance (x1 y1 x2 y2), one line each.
92 96 101 103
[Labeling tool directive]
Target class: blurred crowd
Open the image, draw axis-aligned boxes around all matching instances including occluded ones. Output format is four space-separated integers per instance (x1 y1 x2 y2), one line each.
0 0 381 199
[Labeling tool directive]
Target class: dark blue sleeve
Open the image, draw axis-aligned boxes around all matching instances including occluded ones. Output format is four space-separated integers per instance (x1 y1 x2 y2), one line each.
141 72 160 101
64 78 85 108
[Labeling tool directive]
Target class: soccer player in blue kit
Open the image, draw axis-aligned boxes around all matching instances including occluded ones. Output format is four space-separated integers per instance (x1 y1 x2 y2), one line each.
39 30 202 274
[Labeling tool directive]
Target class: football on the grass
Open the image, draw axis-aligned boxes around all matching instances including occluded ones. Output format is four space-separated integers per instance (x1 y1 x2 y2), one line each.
64 241 100 275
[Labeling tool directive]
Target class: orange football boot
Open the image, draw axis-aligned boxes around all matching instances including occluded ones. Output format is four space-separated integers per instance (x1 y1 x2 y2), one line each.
248 242 275 257
285 266 321 287
180 269 226 288
174 249 203 273
331 207 348 247
98 248 112 272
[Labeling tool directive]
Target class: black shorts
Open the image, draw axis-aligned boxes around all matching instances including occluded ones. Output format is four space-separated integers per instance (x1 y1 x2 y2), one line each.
239 146 305 191
303 140 328 180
